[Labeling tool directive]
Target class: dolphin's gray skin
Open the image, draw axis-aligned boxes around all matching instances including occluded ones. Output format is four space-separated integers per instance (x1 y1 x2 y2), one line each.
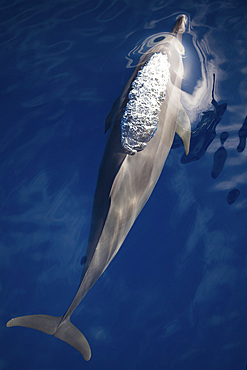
7 15 190 361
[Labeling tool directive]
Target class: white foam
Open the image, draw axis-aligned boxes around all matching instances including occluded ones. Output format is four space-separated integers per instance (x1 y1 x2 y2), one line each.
121 52 170 154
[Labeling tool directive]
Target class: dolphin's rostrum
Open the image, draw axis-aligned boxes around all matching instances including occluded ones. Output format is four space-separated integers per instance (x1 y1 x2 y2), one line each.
7 15 191 361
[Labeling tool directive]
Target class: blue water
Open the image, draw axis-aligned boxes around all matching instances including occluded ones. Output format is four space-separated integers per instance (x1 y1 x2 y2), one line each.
1 1 247 369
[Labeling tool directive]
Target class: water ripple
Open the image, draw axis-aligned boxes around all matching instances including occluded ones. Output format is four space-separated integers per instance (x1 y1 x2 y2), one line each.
97 0 128 22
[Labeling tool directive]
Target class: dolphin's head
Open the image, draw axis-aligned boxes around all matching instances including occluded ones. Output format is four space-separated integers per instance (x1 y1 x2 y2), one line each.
172 15 187 36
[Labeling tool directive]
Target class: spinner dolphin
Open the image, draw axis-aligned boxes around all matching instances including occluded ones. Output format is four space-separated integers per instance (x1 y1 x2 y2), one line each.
7 15 191 361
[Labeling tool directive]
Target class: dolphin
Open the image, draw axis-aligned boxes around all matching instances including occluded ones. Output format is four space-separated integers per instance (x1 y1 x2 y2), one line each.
6 15 191 361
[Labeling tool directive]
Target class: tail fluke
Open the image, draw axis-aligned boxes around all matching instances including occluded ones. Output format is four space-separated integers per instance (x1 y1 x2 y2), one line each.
6 314 91 361
6 314 61 334
54 318 91 361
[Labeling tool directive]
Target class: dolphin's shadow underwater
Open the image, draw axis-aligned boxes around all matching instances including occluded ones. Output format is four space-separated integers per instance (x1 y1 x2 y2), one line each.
211 131 228 179
237 115 247 153
7 15 192 361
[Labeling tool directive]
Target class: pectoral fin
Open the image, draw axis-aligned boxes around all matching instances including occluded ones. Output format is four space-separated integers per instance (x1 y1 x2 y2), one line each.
175 104 191 155
105 97 120 133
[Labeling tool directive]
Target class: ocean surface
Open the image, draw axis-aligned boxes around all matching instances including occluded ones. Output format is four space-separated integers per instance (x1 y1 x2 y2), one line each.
1 0 247 369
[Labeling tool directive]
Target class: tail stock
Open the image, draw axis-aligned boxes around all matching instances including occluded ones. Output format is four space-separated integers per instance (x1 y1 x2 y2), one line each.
6 314 91 361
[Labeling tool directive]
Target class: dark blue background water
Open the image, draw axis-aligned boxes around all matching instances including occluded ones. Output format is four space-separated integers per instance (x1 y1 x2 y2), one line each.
1 0 247 369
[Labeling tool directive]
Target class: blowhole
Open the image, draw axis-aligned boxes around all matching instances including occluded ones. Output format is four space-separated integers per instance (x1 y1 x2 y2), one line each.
154 36 165 43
